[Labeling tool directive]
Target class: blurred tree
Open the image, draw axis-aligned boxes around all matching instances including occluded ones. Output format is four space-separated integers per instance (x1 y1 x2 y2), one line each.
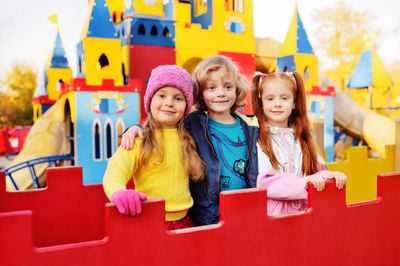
312 1 377 90
0 92 15 126
0 64 37 127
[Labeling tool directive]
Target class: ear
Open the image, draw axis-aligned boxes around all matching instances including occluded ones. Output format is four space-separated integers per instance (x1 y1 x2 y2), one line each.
292 103 295 109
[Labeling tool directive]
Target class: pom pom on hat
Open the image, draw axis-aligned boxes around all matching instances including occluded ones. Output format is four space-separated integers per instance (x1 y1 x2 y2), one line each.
144 65 193 118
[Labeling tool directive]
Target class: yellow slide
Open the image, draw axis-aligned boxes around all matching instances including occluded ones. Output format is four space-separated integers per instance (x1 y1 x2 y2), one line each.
5 101 66 190
333 89 395 156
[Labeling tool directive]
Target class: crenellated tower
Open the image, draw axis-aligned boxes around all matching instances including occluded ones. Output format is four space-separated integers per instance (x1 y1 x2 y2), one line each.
33 29 72 122
347 49 394 111
76 0 123 86
277 6 318 91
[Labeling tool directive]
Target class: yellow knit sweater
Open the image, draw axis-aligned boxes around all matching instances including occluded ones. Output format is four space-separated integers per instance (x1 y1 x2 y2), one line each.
103 128 193 221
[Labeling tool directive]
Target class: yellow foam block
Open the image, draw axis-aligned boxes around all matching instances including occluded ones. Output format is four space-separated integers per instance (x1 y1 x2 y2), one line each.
327 145 395 204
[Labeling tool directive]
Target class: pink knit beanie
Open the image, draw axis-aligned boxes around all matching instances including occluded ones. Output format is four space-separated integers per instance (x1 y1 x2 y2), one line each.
144 65 193 118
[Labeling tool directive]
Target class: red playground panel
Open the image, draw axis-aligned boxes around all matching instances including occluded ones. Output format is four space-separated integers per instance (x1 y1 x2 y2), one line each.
0 167 399 266
0 128 11 154
0 126 31 155
13 126 31 153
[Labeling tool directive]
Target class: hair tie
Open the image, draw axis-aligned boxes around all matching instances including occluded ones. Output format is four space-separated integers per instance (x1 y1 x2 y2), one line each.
284 72 295 81
284 72 296 86
257 74 267 98
258 74 267 87
284 72 293 77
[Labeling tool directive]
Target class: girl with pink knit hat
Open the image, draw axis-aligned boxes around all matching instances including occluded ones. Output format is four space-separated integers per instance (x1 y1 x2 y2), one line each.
121 55 259 226
103 65 204 230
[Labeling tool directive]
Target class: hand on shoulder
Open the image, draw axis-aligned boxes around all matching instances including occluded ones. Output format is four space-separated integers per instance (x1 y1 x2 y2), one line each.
120 126 144 150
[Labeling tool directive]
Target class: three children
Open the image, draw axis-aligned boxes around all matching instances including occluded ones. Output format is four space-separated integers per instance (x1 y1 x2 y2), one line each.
105 57 347 227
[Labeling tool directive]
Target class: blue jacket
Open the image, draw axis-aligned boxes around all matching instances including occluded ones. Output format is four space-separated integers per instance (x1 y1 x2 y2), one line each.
185 111 259 225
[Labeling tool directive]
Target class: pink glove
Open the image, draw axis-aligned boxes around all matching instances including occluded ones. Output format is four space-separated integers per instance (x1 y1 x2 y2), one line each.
111 189 148 216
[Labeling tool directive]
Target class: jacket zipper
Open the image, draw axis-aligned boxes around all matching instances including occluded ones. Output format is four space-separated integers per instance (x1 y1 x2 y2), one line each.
203 116 221 195
242 120 252 187
281 128 291 174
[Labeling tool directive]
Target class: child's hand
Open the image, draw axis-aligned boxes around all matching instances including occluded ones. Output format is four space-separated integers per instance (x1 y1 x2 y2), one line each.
111 189 148 216
120 126 144 150
306 174 325 192
318 170 347 190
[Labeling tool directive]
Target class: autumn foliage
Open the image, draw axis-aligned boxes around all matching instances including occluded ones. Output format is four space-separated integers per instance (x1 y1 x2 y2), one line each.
0 64 36 127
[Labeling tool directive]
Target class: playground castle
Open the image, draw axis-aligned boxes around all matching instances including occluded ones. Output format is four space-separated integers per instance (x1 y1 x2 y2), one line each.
1 0 399 265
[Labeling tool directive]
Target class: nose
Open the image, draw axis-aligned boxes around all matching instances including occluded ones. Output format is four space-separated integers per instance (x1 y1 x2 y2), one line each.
273 98 282 106
216 86 226 97
164 96 173 106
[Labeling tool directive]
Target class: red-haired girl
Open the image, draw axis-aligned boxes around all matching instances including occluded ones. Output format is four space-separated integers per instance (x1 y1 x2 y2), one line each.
252 72 346 216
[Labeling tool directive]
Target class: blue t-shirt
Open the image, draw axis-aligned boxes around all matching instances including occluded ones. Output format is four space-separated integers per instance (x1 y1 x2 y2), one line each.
208 118 247 191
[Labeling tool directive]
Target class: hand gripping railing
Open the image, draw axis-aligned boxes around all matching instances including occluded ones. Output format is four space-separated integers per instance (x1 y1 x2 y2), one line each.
4 155 74 190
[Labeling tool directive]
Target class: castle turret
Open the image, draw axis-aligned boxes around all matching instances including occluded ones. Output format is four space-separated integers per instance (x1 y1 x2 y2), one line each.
277 6 318 91
347 49 394 110
76 0 123 86
33 29 72 121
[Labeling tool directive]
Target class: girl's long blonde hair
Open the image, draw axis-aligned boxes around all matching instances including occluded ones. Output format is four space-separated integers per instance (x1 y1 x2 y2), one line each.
139 114 204 181
251 72 320 175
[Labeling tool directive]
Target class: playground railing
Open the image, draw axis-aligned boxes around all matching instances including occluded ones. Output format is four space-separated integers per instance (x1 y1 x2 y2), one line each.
4 155 74 190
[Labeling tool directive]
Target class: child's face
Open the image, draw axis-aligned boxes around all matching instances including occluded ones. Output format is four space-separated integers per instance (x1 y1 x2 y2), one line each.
150 86 186 128
202 66 236 117
261 80 295 128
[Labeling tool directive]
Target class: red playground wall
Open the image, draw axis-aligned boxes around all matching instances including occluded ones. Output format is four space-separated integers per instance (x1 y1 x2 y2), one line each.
0 126 31 155
0 167 399 266
0 128 11 154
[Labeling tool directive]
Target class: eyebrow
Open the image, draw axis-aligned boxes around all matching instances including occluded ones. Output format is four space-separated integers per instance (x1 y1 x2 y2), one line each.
263 93 292 98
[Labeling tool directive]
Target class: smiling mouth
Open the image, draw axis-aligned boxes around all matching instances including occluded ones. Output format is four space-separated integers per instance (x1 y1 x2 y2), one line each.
160 110 175 114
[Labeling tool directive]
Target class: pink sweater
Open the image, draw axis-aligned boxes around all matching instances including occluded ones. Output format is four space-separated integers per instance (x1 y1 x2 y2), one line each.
257 126 325 216
257 172 308 216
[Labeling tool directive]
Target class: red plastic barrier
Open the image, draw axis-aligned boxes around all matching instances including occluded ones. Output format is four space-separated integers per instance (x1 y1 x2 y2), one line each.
15 126 31 152
6 127 19 154
0 167 399 266
0 126 31 154
0 128 10 154
0 167 108 247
